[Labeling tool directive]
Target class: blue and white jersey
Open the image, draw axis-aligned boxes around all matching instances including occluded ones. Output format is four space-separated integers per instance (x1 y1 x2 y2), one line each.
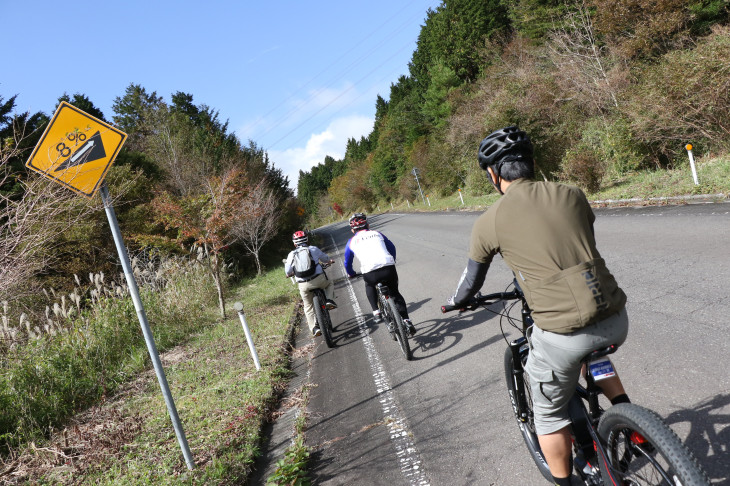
344 229 396 276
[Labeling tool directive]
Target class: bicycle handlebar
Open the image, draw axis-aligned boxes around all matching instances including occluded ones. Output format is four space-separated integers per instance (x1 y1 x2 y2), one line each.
441 289 522 313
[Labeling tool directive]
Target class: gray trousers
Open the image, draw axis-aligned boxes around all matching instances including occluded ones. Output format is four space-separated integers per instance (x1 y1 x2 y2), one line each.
525 308 629 435
298 273 334 332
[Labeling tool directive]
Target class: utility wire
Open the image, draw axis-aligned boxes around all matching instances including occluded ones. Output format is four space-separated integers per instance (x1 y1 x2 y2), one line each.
264 40 414 151
256 9 424 145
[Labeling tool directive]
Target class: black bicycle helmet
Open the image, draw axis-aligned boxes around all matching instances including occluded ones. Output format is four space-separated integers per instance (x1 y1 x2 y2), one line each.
477 126 533 170
349 213 368 231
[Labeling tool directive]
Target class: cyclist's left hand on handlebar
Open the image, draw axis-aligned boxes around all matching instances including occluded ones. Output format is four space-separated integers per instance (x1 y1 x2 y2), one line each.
444 292 483 313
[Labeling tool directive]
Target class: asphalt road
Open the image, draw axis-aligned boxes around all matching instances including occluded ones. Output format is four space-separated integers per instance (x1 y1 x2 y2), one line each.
304 202 730 486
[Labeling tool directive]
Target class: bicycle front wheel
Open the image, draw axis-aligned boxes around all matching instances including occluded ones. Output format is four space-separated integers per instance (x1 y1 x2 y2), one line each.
597 403 710 486
313 293 334 348
503 345 553 482
387 298 412 360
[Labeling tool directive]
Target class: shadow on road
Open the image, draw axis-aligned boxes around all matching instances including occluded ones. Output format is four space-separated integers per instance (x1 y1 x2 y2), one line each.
663 393 730 484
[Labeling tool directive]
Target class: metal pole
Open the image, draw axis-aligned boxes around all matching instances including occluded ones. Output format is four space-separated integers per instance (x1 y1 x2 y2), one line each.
412 168 426 204
234 302 261 370
101 185 195 470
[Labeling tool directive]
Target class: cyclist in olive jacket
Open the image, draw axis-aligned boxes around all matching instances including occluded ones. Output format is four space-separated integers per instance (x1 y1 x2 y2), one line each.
447 127 631 486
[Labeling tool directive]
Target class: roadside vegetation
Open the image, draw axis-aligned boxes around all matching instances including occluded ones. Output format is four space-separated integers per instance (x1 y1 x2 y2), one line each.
1 267 299 484
297 1 730 226
325 153 730 218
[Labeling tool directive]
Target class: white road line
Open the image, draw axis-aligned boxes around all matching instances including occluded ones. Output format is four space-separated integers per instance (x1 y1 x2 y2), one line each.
330 235 430 486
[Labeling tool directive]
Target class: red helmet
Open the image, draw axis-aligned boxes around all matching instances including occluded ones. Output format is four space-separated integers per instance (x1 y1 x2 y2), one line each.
292 230 308 246
349 213 368 231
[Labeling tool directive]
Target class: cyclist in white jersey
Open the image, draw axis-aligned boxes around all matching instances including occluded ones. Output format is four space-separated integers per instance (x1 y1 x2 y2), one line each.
344 213 416 336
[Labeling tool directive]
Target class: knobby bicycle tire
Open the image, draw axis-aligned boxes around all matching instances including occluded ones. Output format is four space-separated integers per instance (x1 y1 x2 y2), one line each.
597 403 710 486
387 297 412 360
313 292 335 348
503 345 552 482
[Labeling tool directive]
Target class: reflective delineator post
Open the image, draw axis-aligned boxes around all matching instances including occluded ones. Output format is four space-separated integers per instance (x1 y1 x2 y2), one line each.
458 188 464 205
101 185 194 470
234 302 261 370
686 144 699 185
426 195 431 207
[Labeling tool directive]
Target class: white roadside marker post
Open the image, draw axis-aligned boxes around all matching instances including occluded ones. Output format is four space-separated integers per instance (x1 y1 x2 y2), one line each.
686 144 699 185
234 301 261 370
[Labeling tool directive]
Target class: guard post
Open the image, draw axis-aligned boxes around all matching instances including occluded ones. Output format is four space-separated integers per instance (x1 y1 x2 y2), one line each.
234 301 261 370
686 144 699 185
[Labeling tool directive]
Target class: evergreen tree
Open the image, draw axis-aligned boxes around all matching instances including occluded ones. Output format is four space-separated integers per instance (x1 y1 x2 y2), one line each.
57 93 107 121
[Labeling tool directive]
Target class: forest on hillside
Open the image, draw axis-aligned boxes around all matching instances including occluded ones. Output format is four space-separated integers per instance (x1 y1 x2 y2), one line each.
297 0 730 222
1 88 305 310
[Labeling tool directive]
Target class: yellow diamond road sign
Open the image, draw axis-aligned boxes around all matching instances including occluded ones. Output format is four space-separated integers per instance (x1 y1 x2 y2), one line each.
26 101 127 198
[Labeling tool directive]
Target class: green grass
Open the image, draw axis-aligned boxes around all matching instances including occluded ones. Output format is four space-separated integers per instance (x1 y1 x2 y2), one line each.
2 266 300 485
360 154 730 218
0 262 217 455
65 270 299 485
587 155 730 202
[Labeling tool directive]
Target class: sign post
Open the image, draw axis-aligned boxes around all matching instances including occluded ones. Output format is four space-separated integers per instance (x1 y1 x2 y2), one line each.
101 185 195 469
26 103 195 469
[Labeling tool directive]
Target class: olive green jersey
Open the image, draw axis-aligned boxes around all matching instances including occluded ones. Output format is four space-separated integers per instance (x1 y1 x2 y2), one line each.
469 179 626 333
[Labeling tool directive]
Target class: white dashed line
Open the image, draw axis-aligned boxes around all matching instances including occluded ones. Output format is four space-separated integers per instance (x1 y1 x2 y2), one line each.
330 235 430 486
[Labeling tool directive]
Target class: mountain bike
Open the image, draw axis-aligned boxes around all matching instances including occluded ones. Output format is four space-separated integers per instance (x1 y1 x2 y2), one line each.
350 274 412 360
312 262 335 348
376 282 412 360
441 281 710 485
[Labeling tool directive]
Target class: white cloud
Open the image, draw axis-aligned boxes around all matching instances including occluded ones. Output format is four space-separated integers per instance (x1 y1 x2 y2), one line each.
268 114 373 193
236 81 363 147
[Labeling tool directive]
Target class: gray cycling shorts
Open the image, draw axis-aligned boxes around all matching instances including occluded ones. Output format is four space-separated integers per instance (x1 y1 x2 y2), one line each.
525 308 629 436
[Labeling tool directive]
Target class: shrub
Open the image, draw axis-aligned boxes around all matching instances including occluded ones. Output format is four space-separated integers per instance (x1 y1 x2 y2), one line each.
626 25 730 163
580 117 648 176
561 144 605 193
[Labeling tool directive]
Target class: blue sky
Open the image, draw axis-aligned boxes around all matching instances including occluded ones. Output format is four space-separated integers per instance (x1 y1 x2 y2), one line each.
1 1 441 191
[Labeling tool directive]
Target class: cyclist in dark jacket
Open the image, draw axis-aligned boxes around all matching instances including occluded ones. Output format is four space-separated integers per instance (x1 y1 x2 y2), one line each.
447 127 631 486
344 213 416 336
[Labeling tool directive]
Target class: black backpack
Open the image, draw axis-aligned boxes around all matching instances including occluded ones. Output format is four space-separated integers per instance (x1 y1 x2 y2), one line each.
292 247 317 279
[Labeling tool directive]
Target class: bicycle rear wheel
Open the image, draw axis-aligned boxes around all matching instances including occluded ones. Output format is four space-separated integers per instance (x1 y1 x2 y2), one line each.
597 403 710 486
387 298 412 360
313 292 335 348
503 345 553 482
